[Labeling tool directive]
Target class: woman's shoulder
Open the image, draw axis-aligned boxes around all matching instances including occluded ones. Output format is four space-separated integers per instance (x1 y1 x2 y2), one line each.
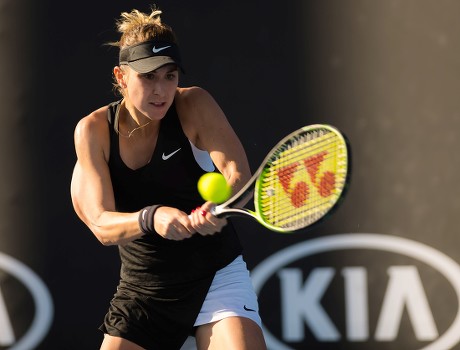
76 105 110 133
74 104 111 148
175 86 222 120
175 87 213 145
175 87 228 149
175 86 214 107
176 85 206 96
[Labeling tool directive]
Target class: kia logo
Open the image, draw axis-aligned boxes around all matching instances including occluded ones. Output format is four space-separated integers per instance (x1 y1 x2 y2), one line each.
251 233 460 350
0 252 53 350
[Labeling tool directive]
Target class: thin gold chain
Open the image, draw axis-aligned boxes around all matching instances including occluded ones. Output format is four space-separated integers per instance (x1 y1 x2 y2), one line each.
118 120 152 138
114 100 152 138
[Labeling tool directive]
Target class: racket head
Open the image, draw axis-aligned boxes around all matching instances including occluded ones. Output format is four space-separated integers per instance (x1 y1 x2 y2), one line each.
253 124 350 233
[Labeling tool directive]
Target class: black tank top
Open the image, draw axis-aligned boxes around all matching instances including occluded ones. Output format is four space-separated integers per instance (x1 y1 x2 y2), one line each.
107 100 242 294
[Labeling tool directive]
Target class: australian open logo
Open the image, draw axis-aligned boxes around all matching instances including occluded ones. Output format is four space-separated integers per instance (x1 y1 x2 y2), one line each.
251 234 460 350
0 252 53 350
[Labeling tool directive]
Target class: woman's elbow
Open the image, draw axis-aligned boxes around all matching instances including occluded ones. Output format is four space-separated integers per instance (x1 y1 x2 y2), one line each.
90 225 119 246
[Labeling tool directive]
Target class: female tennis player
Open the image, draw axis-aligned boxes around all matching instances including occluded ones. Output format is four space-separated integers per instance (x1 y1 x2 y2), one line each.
70 5 267 350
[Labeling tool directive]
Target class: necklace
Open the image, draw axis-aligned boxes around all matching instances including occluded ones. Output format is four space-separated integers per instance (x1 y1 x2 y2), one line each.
114 100 152 138
119 120 152 138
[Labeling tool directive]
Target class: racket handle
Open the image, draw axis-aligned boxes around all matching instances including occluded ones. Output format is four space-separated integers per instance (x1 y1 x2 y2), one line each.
188 205 218 218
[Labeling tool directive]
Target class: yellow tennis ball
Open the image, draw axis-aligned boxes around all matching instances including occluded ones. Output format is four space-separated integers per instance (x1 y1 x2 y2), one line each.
197 172 232 204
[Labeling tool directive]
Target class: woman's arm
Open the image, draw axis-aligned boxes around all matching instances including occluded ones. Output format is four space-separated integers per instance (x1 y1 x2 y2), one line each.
70 108 145 246
177 87 252 234
178 87 252 196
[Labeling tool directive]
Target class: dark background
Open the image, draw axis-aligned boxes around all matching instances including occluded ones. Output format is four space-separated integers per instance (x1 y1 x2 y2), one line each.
2 0 460 349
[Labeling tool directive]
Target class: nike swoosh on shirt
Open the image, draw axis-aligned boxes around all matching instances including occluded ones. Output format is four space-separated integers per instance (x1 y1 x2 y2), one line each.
162 148 181 160
244 305 256 312
152 45 171 53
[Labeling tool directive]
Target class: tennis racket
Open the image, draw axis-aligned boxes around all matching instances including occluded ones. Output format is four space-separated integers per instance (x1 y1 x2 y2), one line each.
212 124 350 233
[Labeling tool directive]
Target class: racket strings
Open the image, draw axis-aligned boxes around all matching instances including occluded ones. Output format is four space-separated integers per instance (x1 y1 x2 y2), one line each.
269 132 344 166
260 177 343 227
261 149 347 182
257 130 348 229
261 175 344 228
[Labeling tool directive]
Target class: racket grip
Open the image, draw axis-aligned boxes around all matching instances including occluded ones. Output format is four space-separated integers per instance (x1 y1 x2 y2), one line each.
211 205 226 217
188 205 221 219
188 205 218 218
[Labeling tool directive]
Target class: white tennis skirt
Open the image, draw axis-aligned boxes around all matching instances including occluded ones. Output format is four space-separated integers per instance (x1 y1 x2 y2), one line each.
194 255 262 328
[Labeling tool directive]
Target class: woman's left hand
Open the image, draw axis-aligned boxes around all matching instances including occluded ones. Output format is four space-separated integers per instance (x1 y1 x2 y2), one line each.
189 201 228 236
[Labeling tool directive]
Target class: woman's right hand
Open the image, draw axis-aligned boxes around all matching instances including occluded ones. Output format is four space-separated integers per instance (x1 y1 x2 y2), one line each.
152 206 196 241
189 201 228 237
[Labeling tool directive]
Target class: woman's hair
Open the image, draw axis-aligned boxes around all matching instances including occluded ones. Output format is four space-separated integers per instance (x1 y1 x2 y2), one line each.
110 5 178 95
113 5 177 49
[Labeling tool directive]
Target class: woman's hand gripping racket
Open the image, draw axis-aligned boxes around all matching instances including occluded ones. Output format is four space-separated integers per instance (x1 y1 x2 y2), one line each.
211 124 350 233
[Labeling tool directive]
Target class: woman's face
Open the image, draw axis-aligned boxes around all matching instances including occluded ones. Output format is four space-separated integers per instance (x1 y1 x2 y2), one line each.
123 64 179 120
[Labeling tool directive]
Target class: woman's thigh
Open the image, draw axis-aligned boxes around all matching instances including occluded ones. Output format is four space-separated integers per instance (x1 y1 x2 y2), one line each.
100 334 146 350
195 316 266 350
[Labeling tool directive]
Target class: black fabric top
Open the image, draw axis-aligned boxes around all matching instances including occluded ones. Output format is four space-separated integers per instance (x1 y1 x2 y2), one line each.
107 100 242 297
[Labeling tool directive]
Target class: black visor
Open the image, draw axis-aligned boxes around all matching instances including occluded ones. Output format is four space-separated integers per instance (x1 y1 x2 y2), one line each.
119 40 183 73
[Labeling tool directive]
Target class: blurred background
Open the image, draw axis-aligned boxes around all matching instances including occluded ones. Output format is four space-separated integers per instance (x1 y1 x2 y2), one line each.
2 0 460 349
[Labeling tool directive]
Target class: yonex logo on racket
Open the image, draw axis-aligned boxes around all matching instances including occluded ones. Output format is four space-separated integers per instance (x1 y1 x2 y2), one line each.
277 150 335 208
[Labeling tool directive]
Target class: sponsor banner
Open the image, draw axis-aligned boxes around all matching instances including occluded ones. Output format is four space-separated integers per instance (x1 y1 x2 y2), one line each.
0 253 53 350
252 234 460 350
